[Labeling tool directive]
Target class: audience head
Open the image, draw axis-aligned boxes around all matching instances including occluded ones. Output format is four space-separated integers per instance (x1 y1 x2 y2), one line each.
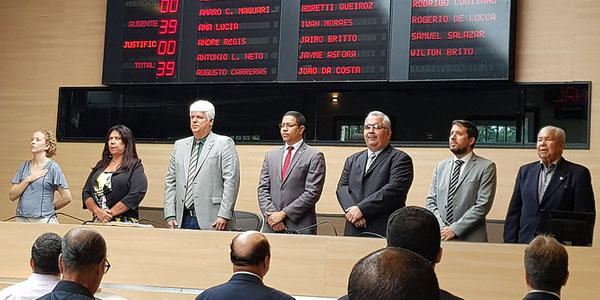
537 126 566 165
189 100 215 139
32 129 57 158
97 124 139 171
230 231 271 278
280 111 306 145
387 206 441 264
31 232 62 275
363 111 392 152
60 228 108 294
348 247 439 300
524 235 569 294
450 120 478 155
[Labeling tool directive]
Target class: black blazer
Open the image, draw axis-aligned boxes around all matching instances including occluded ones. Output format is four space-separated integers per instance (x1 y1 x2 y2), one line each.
522 291 561 300
82 159 148 219
504 158 595 243
196 273 294 300
336 145 414 237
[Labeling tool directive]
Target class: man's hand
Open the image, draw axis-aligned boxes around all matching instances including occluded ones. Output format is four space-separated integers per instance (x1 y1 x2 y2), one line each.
212 217 228 231
271 222 287 232
353 217 367 228
441 226 456 241
166 220 178 229
266 211 287 226
345 206 363 224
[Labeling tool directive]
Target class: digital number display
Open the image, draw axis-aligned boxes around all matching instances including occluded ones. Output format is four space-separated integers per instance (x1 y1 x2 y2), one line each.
102 0 514 84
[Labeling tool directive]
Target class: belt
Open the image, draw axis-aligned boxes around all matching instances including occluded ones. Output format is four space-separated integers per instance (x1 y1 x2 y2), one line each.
184 208 196 217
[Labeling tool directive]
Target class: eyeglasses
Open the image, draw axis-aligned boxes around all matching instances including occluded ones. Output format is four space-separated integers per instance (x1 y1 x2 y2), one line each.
364 124 386 130
104 259 111 274
278 123 298 129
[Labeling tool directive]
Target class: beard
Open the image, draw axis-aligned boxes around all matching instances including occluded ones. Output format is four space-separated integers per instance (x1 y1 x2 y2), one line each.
450 145 469 156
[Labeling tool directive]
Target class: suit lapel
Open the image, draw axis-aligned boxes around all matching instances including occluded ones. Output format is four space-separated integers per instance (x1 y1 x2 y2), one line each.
364 145 391 177
182 137 193 177
455 154 477 188
541 160 569 205
282 142 306 185
526 163 542 205
275 145 285 182
194 132 215 178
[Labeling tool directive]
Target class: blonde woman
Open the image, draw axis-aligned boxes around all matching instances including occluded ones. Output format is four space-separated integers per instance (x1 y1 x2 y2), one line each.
9 129 72 223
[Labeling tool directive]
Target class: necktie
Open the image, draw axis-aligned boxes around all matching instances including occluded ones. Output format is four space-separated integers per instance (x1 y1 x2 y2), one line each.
184 140 200 209
365 153 376 172
445 159 465 225
282 146 294 179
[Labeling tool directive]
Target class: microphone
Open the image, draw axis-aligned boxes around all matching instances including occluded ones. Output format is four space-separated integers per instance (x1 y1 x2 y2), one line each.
284 220 338 236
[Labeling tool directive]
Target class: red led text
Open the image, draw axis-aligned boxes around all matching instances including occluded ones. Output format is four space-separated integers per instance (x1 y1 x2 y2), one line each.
128 20 158 28
123 40 157 49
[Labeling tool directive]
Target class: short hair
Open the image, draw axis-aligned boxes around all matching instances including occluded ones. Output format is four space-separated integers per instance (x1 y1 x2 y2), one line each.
348 248 439 300
230 234 270 266
387 206 441 264
283 111 306 128
38 129 57 158
539 126 566 145
365 111 391 129
190 100 215 120
31 232 62 275
452 120 479 148
61 228 107 270
524 235 569 293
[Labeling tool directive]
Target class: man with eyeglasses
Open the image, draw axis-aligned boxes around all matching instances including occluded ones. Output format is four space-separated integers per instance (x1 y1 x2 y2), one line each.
337 111 414 237
38 228 110 300
258 111 326 234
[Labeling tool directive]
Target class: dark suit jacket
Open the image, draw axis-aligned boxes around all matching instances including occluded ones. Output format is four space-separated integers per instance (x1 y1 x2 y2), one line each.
258 142 326 234
37 280 96 300
522 291 561 300
504 158 595 244
196 273 294 300
336 145 414 237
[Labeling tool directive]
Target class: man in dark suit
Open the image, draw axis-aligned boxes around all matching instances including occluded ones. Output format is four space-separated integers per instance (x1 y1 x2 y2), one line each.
522 235 569 300
387 206 464 300
336 111 414 237
504 126 595 244
426 120 496 242
196 231 294 300
258 111 326 234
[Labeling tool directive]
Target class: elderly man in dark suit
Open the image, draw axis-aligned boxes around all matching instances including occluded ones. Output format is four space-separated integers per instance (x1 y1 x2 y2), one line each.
258 111 326 234
522 235 569 300
504 126 595 244
336 111 414 237
196 231 294 300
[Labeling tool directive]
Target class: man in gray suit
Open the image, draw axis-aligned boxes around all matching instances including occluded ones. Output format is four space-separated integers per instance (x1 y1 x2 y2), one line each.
258 111 325 234
164 100 240 230
337 111 414 237
426 120 496 242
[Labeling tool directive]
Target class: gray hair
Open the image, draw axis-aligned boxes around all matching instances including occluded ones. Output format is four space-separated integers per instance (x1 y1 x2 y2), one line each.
189 100 215 120
61 228 106 270
365 111 391 129
539 126 566 144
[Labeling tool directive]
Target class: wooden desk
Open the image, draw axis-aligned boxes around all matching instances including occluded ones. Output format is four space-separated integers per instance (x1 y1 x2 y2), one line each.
0 223 598 299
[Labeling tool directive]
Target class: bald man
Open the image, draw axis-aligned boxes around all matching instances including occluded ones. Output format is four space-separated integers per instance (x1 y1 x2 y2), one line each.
39 228 109 300
196 231 294 300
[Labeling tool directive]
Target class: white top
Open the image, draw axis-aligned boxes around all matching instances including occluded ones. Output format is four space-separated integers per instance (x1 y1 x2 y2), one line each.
452 151 473 178
282 139 304 167
0 273 60 300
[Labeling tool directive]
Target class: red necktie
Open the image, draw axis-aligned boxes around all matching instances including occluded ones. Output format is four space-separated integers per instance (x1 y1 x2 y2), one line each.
282 146 294 179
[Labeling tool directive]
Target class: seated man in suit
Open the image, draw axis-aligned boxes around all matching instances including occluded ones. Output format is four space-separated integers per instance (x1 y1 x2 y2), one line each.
336 111 414 237
196 231 294 300
387 206 464 300
522 235 569 300
344 247 439 300
426 120 496 242
504 126 595 244
39 228 110 300
0 232 62 300
258 111 326 234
